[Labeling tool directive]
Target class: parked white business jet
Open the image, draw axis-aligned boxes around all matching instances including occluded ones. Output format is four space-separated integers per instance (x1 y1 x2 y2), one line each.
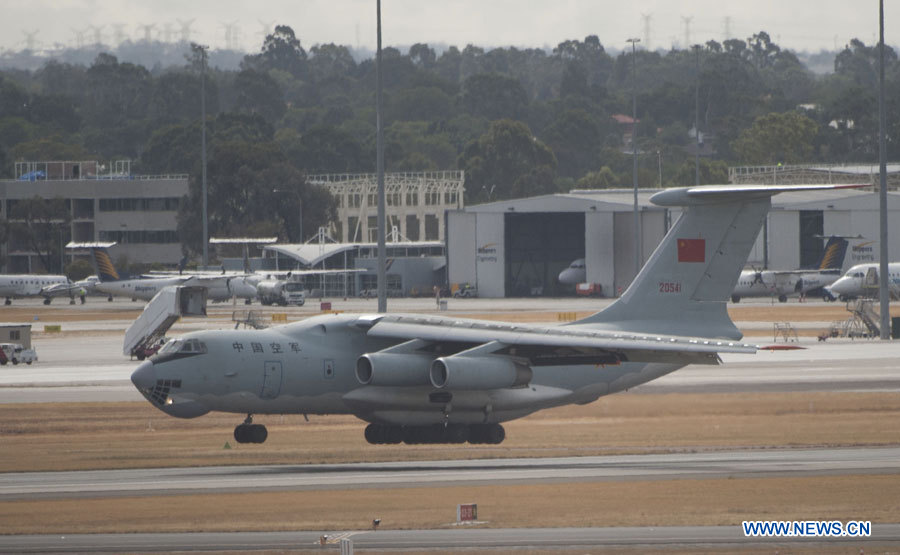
826 263 900 300
0 274 69 305
730 236 849 303
130 183 862 446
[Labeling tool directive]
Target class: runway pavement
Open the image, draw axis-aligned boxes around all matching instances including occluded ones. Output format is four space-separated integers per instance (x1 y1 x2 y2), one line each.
3 447 898 500
3 525 899 553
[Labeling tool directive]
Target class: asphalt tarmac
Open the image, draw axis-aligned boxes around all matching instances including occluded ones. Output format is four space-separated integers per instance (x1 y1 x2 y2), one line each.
2 447 898 500
3 525 899 553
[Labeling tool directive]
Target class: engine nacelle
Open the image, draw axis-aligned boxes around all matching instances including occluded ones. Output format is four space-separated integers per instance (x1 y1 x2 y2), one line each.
430 356 532 390
356 352 433 387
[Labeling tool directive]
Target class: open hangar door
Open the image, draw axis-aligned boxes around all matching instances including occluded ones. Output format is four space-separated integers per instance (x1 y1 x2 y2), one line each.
504 212 584 297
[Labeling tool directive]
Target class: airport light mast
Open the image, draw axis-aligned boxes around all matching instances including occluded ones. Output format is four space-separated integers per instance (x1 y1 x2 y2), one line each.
375 0 387 313
878 0 890 339
627 37 641 277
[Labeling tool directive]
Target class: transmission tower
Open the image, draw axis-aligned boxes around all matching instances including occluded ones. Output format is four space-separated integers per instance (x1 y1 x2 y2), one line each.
137 23 156 42
87 24 104 47
257 20 274 44
162 22 174 43
641 13 652 50
723 16 732 41
176 19 195 43
22 30 39 52
222 21 240 50
71 27 87 49
681 16 693 50
111 23 128 46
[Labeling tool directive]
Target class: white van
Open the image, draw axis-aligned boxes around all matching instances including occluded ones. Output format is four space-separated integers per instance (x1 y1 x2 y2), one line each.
0 343 37 365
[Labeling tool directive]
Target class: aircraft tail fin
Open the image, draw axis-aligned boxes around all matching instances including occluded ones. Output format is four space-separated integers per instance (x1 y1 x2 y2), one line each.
573 184 864 340
817 236 849 270
90 246 121 282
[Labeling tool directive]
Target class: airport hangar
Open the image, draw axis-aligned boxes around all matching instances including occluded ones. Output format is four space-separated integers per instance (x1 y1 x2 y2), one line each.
446 186 900 298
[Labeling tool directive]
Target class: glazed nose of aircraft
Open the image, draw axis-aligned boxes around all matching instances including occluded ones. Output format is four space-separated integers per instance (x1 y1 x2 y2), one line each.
131 360 156 390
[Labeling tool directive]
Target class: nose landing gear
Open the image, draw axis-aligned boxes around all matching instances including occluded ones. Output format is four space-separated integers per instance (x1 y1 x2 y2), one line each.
234 414 268 444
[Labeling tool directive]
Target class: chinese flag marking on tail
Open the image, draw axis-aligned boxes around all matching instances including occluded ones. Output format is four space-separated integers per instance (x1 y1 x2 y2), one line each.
677 238 705 263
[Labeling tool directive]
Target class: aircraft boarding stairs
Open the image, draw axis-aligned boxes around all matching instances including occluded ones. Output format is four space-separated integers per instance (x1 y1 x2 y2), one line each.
123 286 208 359
827 300 880 339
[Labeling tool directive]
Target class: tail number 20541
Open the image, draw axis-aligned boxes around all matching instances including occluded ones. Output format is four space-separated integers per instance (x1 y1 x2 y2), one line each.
659 281 682 293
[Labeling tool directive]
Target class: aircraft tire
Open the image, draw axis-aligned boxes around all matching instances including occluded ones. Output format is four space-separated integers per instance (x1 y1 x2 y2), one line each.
778 294 788 303
250 424 267 443
43 298 51 305
3 299 10 306
365 424 403 444
11 358 18 365
469 424 504 444
731 294 741 303
364 423 382 444
443 424 469 444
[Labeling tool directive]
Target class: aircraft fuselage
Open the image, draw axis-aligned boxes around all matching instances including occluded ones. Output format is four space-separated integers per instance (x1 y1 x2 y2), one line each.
132 314 679 426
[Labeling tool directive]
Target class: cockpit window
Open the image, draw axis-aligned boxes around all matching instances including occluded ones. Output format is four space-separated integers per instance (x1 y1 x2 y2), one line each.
159 338 207 355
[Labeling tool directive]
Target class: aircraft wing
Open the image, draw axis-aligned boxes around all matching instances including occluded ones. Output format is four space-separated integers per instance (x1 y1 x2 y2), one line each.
357 314 756 366
763 269 842 276
39 282 77 297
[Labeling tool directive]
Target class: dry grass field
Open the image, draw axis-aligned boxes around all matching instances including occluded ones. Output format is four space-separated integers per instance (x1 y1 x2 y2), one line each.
2 392 899 473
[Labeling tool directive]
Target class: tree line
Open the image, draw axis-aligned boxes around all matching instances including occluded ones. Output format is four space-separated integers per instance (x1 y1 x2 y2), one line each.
1 26 898 261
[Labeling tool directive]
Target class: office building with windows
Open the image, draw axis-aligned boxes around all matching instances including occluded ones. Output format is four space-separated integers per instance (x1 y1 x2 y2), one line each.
0 160 187 272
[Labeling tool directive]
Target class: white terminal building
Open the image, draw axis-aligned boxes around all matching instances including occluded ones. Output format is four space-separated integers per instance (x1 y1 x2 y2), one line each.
0 160 187 272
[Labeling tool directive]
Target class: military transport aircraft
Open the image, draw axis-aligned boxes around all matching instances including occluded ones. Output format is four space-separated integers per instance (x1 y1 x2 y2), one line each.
130 184 861 446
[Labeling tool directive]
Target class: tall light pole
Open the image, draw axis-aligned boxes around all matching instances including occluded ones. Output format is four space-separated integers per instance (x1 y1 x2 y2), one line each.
375 0 387 313
627 37 641 277
693 44 701 186
878 0 890 339
198 44 209 269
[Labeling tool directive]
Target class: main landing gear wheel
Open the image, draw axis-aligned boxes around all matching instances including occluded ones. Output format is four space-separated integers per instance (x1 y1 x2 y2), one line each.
234 415 267 444
363 423 504 445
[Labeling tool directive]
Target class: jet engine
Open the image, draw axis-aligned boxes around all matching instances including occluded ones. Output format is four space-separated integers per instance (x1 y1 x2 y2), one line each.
355 352 434 387
430 355 532 390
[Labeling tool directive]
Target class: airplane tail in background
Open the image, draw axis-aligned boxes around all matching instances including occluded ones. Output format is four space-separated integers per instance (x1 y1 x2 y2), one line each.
817 236 849 270
573 184 864 340
66 242 121 282
91 247 121 282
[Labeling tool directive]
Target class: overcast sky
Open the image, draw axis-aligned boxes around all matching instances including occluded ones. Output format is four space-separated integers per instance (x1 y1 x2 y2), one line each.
3 0 897 55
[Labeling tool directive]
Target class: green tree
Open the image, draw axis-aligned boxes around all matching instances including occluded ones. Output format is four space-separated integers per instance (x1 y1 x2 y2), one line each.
575 167 620 189
243 25 309 79
460 73 528 121
233 69 286 123
672 158 729 186
6 196 70 273
459 119 557 203
732 111 819 164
